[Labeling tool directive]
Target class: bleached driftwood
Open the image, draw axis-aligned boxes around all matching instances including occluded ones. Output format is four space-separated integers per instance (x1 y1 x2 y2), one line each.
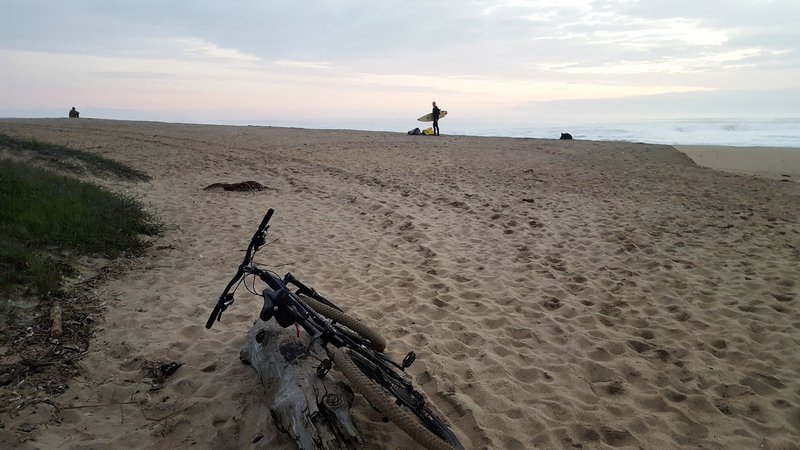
50 303 63 338
239 319 361 450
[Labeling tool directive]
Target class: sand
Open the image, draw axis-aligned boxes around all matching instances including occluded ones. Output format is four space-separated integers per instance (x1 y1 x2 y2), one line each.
1 118 798 449
676 146 800 182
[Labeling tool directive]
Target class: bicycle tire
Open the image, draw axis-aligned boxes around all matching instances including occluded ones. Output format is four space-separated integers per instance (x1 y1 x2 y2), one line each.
331 347 463 450
347 351 460 446
300 295 387 353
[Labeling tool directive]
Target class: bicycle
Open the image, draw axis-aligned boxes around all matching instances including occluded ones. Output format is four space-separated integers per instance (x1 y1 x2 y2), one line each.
206 209 464 450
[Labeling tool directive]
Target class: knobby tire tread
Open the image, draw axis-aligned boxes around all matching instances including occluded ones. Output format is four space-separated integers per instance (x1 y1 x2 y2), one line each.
301 295 387 352
331 347 459 450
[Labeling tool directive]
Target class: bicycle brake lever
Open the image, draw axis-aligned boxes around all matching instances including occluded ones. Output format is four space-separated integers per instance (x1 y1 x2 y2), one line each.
402 351 416 369
253 230 267 250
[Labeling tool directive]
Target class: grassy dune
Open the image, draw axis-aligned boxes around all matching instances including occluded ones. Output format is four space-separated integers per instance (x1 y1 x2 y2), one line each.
0 134 159 305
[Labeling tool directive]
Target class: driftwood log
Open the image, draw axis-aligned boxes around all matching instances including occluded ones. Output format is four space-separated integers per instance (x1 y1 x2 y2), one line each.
50 303 63 338
239 319 362 450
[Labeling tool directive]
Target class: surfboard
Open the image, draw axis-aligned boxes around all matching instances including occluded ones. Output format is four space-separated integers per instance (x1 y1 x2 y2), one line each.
417 110 447 122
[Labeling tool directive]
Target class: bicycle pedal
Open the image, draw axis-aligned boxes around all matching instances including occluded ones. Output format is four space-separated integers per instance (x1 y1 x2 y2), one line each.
316 359 332 378
402 351 416 369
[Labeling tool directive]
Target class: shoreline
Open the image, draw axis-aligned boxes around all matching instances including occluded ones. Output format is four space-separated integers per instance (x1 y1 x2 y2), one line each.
3 116 800 149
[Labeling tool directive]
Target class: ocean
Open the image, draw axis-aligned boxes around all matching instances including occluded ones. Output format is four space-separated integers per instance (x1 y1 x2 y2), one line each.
261 117 800 148
450 118 800 148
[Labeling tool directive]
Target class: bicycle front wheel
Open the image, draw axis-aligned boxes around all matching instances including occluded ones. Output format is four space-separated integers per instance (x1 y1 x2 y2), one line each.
331 347 463 450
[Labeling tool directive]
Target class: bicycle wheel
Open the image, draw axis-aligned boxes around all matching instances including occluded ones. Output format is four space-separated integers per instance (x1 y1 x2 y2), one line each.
331 347 463 450
300 295 387 353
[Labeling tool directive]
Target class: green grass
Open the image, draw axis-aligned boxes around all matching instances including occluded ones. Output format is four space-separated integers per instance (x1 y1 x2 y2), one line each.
0 242 64 297
0 133 150 181
0 160 160 254
0 158 160 299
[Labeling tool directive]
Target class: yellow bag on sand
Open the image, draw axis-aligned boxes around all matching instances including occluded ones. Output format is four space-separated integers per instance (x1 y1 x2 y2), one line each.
422 127 434 135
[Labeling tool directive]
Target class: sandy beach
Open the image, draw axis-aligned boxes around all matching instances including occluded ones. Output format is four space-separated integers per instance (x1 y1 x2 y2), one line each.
1 118 798 449
676 146 800 182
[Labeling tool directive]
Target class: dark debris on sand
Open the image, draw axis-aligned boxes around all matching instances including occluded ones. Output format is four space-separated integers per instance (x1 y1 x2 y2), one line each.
0 264 125 416
203 181 273 192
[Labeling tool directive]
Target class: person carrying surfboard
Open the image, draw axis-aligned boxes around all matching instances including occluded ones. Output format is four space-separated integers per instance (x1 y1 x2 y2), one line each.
432 101 441 136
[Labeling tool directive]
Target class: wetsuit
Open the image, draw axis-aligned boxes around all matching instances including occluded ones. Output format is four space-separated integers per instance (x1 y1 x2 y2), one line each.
432 106 440 136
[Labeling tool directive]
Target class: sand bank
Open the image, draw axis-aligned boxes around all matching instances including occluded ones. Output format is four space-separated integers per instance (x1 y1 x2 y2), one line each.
677 145 800 182
1 119 798 449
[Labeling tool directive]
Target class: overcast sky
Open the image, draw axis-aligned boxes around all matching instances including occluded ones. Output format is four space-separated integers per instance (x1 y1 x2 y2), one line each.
1 0 798 125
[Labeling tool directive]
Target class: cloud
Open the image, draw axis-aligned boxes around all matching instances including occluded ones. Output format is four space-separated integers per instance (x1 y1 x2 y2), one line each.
353 72 708 104
90 71 176 80
571 17 730 49
532 47 790 75
273 60 333 70
173 38 261 62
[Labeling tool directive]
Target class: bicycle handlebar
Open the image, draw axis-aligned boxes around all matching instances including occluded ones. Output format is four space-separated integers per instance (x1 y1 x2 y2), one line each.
258 208 274 230
205 208 274 329
206 208 352 342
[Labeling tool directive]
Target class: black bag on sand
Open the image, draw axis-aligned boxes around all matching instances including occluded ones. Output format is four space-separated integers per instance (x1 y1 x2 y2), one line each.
408 127 422 135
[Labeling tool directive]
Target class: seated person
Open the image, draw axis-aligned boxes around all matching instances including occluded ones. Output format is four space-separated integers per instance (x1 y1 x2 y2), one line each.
69 107 80 118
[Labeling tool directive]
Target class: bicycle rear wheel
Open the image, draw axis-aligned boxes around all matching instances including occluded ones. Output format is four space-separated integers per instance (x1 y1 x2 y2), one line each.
331 347 463 450
300 295 387 352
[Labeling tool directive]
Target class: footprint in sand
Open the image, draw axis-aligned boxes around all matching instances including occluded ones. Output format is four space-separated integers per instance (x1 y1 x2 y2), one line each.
541 297 562 310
